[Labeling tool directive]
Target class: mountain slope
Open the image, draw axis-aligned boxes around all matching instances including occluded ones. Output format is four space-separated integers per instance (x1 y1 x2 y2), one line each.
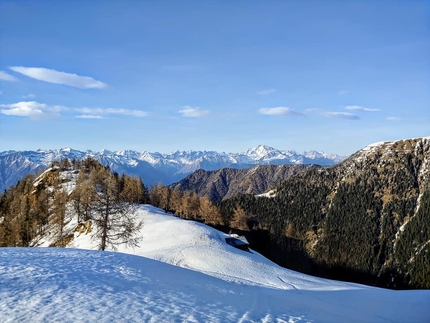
0 146 344 191
2 137 429 290
218 137 430 289
170 164 318 201
35 205 357 290
1 205 429 323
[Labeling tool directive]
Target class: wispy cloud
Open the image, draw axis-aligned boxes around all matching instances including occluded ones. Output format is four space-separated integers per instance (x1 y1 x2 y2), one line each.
22 93 35 99
179 106 209 117
325 112 360 120
258 107 304 116
257 88 276 95
304 108 323 113
0 101 66 119
0 71 18 82
338 90 348 95
345 105 379 112
75 107 148 117
76 115 104 119
306 108 359 120
8 66 107 89
0 101 148 120
386 116 401 121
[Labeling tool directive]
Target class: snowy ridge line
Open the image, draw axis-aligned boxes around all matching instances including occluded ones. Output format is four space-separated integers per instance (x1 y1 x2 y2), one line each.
361 136 430 152
0 145 346 191
0 145 345 166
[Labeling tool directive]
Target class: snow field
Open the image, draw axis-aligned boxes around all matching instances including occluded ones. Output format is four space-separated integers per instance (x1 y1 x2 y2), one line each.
1 205 429 322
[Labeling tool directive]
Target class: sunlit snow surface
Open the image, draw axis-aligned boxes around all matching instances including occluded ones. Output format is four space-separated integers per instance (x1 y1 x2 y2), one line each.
1 205 429 322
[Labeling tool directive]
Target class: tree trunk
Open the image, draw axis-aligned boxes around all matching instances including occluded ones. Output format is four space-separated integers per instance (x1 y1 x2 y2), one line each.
100 195 110 251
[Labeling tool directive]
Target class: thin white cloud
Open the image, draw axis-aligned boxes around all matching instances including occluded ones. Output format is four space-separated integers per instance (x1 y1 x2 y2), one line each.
22 93 35 99
325 112 360 120
258 107 304 116
345 105 379 112
386 116 401 121
306 107 360 120
0 101 66 119
304 108 323 113
257 88 276 95
76 115 104 119
8 66 107 89
338 90 348 95
0 101 147 120
75 107 148 117
179 106 209 117
0 71 18 82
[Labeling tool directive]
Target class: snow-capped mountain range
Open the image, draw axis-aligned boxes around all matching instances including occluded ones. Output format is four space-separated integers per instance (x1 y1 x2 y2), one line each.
0 145 345 191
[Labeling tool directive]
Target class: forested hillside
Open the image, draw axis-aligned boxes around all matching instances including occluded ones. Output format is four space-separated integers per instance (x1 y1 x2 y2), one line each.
0 158 223 249
215 138 430 289
0 158 147 249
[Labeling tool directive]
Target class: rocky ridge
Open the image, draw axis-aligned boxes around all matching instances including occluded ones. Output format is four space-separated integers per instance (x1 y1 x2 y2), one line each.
170 164 319 201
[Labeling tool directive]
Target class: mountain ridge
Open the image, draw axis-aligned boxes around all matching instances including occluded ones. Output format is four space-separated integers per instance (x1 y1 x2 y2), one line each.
169 164 320 201
0 145 345 191
215 137 430 289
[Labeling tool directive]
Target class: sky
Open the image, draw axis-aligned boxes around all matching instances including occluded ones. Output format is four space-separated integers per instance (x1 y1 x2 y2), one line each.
0 0 429 155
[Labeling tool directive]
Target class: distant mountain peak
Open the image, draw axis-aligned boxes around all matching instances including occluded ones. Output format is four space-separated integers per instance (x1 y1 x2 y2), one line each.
0 145 345 191
245 145 280 156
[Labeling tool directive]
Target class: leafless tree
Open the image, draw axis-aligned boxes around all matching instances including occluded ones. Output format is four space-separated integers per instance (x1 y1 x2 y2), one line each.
91 168 143 251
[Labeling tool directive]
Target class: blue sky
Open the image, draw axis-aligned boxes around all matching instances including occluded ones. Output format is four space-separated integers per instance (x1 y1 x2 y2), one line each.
0 1 428 155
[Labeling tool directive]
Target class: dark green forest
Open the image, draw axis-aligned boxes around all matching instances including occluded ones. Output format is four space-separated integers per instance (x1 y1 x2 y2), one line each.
216 144 430 290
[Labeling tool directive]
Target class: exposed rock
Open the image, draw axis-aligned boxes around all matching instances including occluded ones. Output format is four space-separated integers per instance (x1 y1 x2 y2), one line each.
170 164 319 201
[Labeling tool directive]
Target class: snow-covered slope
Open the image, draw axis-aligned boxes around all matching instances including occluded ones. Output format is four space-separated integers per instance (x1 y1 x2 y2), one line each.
1 247 429 323
0 146 345 191
61 206 357 291
9 205 428 322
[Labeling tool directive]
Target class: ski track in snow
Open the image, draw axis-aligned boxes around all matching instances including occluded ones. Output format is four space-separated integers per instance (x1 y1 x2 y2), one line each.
1 205 429 322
